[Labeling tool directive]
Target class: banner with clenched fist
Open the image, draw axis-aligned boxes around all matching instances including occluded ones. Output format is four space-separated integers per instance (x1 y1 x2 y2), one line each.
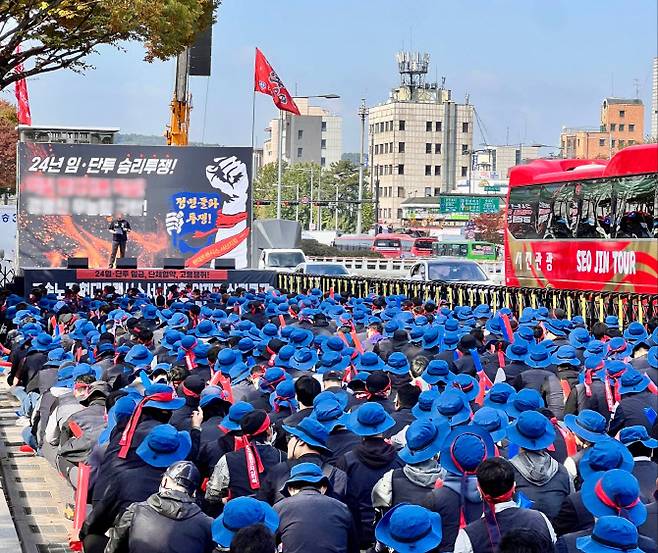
17 143 253 269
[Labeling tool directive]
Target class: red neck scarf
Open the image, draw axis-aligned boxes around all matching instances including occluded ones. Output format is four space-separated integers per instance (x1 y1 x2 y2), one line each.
233 415 271 490
118 391 176 458
481 488 516 550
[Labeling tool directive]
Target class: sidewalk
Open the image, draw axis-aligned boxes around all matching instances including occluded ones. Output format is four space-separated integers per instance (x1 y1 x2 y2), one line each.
0 380 72 553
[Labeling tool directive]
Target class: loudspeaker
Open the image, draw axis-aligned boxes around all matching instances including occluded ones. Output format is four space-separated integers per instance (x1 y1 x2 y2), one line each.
213 258 236 269
163 258 185 270
116 257 137 269
67 257 88 269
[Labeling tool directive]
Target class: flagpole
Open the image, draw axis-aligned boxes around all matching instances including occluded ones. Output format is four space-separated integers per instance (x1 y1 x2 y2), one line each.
249 79 257 266
276 109 283 219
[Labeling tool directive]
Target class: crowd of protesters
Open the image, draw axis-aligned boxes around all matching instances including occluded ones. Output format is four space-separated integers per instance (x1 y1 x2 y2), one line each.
1 282 658 553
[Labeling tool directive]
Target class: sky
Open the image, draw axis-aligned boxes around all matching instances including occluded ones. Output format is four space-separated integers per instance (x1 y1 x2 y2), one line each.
3 0 657 153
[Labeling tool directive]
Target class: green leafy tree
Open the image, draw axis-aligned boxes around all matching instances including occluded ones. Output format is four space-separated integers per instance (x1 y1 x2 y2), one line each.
0 0 219 91
0 100 18 193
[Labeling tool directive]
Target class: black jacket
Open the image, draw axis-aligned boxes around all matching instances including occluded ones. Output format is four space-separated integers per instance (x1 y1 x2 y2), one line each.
273 488 359 553
609 390 658 436
554 491 593 537
105 490 214 553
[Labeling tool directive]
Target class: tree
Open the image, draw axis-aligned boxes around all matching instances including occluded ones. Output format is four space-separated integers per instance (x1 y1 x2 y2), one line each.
0 0 220 91
0 100 17 194
253 159 374 233
472 212 505 244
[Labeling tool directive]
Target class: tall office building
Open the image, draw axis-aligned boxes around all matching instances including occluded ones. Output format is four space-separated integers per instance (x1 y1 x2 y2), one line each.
263 98 342 167
368 52 474 225
651 57 658 140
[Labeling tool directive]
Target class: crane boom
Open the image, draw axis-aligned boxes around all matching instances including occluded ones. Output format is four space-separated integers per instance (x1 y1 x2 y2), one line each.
165 48 191 146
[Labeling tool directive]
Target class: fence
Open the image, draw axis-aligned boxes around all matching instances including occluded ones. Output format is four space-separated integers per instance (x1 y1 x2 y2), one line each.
0 259 14 289
277 273 658 327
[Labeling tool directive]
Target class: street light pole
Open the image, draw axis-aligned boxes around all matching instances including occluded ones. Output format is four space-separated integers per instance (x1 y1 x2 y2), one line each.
276 110 284 219
308 169 314 231
356 99 367 234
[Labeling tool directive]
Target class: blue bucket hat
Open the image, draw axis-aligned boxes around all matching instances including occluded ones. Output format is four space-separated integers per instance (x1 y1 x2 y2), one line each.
624 322 649 346
564 410 610 444
619 425 658 449
73 363 101 381
514 326 535 344
193 319 217 339
483 382 516 412
648 346 658 369
216 348 242 375
471 406 509 442
605 315 619 328
141 304 158 320
618 369 651 395
551 345 582 367
608 337 633 359
421 360 453 386
211 496 279 548
282 417 331 454
270 379 298 412
441 331 460 352
576 516 643 553
56 364 76 388
284 462 329 488
199 386 230 409
385 352 410 376
399 419 449 464
452 373 480 402
259 367 291 392
506 410 556 451
581 469 647 526
125 344 154 367
167 312 189 330
228 362 250 384
310 398 347 431
160 330 183 351
569 328 592 349
31 332 59 352
440 425 495 475
422 327 442 349
375 504 442 553
322 336 346 355
525 343 553 369
135 424 192 468
579 440 634 481
346 402 396 437
354 351 385 373
44 347 74 367
473 304 492 319
275 345 296 369
505 388 545 419
290 347 319 372
412 389 440 420
316 351 349 374
584 340 609 359
505 341 529 362
289 328 314 348
434 390 472 427
220 401 254 432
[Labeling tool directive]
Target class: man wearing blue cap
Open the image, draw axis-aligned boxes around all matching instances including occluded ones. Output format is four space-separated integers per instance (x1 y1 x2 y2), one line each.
375 503 443 553
609 369 658 437
619 426 658 502
273 463 359 553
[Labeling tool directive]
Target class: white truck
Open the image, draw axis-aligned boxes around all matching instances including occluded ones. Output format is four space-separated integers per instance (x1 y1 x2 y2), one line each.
257 248 307 271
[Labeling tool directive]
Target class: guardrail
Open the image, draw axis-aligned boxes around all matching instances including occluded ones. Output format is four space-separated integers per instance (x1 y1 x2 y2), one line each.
307 256 504 278
277 273 658 326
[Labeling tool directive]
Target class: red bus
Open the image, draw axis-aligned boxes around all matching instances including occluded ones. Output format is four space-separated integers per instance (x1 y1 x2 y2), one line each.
505 144 658 293
371 233 437 258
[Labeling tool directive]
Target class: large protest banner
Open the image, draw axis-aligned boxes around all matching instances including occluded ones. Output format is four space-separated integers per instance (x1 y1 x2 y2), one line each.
17 143 252 269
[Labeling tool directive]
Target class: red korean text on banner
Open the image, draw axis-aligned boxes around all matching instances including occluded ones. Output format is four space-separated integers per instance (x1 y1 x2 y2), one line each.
254 48 300 115
14 45 32 125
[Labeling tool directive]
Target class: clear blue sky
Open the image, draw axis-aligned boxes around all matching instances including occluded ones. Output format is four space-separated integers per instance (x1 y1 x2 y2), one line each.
4 0 656 152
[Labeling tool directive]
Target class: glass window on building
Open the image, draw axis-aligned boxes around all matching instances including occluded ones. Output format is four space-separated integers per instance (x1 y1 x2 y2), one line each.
610 123 616 131
619 110 625 118
424 187 431 197
297 147 303 158
434 165 441 176
629 124 635 132
398 164 405 175
462 122 469 133
611 139 616 147
435 143 441 154
398 187 404 197
321 139 326 149
399 142 405 153
433 187 440 196
426 121 432 132
461 166 468 177
462 144 469 154
399 120 406 131
619 124 625 131
425 165 432 176
321 157 326 167
297 130 303 140
397 208 403 219
426 143 432 154
321 121 327 132
599 138 605 147
435 121 442 132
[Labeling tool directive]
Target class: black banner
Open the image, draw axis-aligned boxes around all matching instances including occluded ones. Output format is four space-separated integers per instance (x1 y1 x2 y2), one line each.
17 143 252 269
23 268 276 297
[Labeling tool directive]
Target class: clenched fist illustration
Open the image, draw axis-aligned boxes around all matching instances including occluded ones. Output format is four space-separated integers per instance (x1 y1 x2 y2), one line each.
166 210 184 235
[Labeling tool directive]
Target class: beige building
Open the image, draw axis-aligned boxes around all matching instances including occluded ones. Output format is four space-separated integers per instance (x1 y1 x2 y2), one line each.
263 98 342 167
368 52 474 225
560 98 644 159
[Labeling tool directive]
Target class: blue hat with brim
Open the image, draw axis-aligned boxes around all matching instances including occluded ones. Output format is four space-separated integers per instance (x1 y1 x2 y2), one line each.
143 384 186 410
346 402 396 437
452 374 480 402
505 341 530 362
434 390 472 427
569 328 592 349
399 419 450 464
472 406 509 443
421 360 454 386
322 336 346 355
290 348 318 372
483 383 516 412
619 425 658 449
316 351 350 374
422 327 443 349
608 337 633 359
125 345 154 367
564 410 610 444
167 313 189 330
575 516 643 553
385 352 410 376
525 343 553 369
354 351 385 372
580 440 634 481
506 410 556 451
544 318 567 337
220 402 254 432
193 319 217 339
581 469 647 526
412 389 440 420
584 340 609 359
284 462 330 489
31 332 58 352
282 417 331 454
440 425 495 476
199 386 230 409
618 369 651 395
505 388 545 419
648 346 658 369
310 398 348 432
624 322 649 346
135 424 192 468
375 503 442 553
551 345 582 367
211 496 279 548
229 362 251 384
44 347 74 367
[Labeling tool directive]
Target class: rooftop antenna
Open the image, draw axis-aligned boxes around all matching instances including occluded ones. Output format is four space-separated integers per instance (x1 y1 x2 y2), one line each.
396 51 430 94
633 78 640 98
506 126 510 146
465 92 470 105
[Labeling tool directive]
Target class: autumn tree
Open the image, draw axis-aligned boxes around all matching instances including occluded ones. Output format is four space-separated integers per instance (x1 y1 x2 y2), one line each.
0 100 17 194
0 0 220 91
472 211 505 244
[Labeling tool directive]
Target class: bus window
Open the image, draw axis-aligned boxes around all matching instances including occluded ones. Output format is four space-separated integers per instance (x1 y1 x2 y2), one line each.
459 244 468 256
614 174 657 238
576 178 613 238
374 238 401 249
507 186 540 239
543 183 577 239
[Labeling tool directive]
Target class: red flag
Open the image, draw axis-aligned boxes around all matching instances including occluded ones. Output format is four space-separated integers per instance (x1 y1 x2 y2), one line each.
14 45 32 125
254 48 300 115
